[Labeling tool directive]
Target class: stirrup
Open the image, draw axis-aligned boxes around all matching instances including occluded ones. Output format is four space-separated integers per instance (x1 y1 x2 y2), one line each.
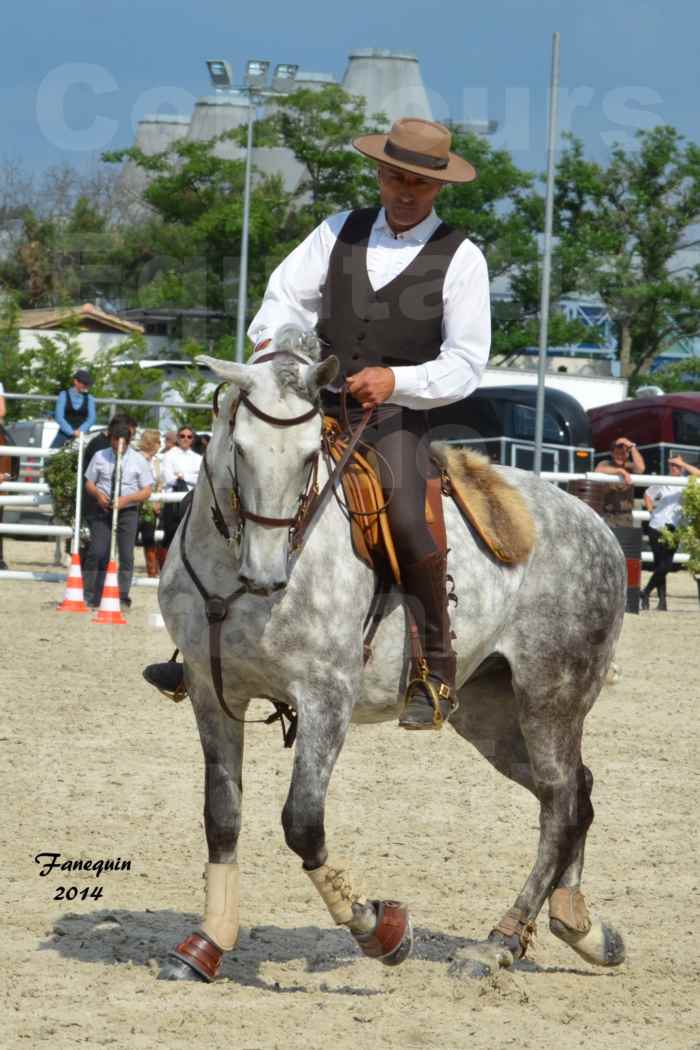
143 661 188 703
399 660 455 731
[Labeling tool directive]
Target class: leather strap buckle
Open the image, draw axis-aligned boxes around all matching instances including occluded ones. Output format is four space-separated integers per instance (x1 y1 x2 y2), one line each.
205 596 228 624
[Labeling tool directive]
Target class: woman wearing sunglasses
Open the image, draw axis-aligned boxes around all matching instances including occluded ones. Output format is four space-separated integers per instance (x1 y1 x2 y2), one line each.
159 426 202 552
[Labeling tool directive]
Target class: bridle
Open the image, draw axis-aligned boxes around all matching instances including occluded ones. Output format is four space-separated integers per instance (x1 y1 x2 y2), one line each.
202 350 374 555
177 349 373 745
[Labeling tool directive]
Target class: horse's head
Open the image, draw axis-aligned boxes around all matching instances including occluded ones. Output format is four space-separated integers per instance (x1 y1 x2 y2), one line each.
198 329 339 594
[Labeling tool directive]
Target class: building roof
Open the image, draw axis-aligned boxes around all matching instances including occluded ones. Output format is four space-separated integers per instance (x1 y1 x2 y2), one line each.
19 303 144 335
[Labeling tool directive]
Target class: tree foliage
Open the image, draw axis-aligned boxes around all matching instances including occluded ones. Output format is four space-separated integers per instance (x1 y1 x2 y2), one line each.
661 477 700 576
554 127 700 378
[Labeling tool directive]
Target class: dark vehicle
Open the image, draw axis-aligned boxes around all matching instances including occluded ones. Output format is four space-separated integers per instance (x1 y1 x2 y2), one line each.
588 393 700 472
429 386 594 472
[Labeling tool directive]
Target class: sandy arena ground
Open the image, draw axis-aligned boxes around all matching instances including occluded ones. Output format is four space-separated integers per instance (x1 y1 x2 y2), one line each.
1 538 699 1050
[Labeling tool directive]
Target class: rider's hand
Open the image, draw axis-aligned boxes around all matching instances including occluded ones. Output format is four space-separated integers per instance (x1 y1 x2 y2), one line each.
346 367 395 409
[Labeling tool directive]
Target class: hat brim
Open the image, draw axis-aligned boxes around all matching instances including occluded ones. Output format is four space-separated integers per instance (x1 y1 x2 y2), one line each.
353 133 477 184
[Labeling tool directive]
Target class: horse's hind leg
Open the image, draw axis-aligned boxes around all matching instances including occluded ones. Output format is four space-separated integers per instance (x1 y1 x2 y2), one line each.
159 674 245 982
450 664 624 974
282 690 413 966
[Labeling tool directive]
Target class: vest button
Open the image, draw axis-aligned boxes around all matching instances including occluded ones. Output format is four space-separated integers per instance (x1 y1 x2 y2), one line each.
351 353 361 361
357 332 366 341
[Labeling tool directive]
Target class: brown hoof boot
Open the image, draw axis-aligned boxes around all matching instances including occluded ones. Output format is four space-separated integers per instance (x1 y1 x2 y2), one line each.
399 670 455 731
167 931 223 982
352 901 414 966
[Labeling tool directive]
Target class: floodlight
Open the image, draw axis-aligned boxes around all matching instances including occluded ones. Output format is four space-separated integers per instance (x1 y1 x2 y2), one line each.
206 59 233 90
272 63 299 93
245 60 270 89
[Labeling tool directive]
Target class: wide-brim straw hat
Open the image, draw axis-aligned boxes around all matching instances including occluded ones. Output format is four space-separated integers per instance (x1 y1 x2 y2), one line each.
353 117 476 184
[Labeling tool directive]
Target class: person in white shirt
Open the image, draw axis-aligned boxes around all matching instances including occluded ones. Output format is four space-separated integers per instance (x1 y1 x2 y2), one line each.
159 425 202 549
83 422 153 607
641 455 700 610
247 117 491 729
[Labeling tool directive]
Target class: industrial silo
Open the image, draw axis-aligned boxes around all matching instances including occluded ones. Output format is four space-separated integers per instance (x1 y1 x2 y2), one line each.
341 49 433 126
119 114 190 220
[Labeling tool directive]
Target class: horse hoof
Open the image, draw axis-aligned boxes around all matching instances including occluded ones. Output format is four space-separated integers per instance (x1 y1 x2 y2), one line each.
158 955 209 982
353 900 414 967
448 957 493 979
158 932 224 982
448 939 515 979
550 917 626 967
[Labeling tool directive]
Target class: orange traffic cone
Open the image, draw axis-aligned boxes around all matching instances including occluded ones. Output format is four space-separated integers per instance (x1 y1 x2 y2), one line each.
57 552 89 613
92 559 127 625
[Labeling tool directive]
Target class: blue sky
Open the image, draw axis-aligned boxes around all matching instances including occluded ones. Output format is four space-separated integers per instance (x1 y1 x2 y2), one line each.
3 0 699 177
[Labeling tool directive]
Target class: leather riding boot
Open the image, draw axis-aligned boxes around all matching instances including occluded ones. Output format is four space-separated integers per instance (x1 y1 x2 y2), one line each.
398 551 457 731
145 547 160 577
143 661 187 701
656 581 668 611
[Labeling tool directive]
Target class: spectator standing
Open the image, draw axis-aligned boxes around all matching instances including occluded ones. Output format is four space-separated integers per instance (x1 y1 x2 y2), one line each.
641 455 700 610
136 429 163 577
83 423 153 608
595 437 646 527
51 370 96 448
159 426 202 550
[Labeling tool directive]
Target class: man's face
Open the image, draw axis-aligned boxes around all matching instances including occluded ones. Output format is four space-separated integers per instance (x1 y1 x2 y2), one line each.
110 434 130 453
377 164 443 233
73 379 89 394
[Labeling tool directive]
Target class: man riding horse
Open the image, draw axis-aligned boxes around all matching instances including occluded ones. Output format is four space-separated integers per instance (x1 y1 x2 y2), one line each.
145 117 490 729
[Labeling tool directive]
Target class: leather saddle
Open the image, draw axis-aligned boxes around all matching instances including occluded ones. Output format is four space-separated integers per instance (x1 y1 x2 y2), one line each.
324 419 535 579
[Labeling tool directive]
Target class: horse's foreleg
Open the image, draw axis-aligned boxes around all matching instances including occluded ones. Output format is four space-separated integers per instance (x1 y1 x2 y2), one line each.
281 692 413 967
160 675 245 983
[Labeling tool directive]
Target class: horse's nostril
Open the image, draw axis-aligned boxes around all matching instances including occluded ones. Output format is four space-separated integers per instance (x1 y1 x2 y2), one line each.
270 579 287 592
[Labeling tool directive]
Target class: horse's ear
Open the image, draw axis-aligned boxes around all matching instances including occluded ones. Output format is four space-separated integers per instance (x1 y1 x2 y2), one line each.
196 355 254 392
306 356 339 399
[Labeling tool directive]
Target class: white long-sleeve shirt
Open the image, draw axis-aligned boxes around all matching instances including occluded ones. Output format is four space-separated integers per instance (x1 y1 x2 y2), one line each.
160 446 202 490
248 207 491 410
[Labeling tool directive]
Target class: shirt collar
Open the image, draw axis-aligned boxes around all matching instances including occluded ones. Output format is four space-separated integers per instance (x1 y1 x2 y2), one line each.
373 207 441 244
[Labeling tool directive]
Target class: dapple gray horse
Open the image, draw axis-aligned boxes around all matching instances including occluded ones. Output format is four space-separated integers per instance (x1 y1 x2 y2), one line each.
157 328 627 982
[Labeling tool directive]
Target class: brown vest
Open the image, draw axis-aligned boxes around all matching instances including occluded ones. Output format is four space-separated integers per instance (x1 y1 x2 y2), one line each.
317 207 465 377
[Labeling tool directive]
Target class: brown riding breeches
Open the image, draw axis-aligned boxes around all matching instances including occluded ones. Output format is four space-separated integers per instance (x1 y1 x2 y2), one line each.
324 398 439 564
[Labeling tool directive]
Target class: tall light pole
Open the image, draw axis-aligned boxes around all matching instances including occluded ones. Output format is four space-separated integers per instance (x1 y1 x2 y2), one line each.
208 59 298 362
533 32 560 476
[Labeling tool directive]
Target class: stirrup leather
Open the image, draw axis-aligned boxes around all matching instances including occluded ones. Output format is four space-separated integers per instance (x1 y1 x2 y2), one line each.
403 659 454 729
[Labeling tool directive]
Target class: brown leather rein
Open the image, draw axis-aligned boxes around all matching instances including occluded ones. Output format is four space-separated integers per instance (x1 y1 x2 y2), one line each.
178 350 373 746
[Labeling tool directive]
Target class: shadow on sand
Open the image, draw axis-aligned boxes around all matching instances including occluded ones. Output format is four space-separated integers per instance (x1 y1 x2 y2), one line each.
38 908 616 990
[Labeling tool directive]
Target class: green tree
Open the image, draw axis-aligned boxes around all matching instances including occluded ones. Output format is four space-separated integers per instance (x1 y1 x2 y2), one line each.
438 130 590 358
555 127 700 378
254 85 384 231
103 137 292 327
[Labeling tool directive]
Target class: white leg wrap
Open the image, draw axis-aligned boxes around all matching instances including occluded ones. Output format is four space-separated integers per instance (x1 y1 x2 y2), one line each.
305 860 367 926
201 862 240 951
